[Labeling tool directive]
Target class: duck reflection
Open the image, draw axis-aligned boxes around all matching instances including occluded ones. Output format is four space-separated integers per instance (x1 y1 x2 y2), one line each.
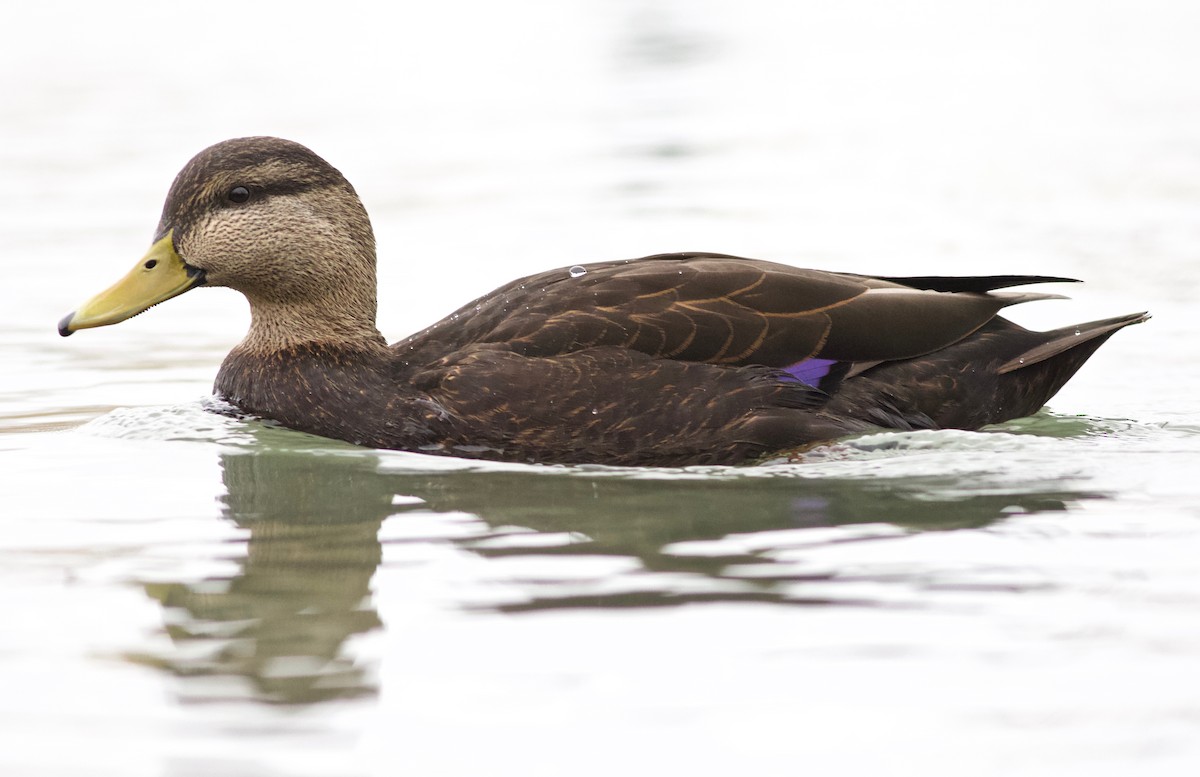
135 430 1100 703
138 448 389 704
382 465 1093 610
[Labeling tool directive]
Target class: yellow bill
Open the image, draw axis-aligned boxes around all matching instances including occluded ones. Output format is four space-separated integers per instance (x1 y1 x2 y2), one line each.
58 231 204 336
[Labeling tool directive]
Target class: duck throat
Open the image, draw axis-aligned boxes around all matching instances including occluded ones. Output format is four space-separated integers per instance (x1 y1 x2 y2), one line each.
239 292 387 354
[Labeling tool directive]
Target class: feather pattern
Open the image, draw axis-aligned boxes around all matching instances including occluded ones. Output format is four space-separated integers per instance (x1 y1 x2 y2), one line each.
60 137 1150 466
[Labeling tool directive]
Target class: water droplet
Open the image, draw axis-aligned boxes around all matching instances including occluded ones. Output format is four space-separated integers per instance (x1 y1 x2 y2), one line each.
569 265 587 278
1074 328 1081 336
1018 358 1025 364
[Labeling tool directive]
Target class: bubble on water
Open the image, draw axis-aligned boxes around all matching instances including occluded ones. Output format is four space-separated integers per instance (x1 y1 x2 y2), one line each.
568 265 587 278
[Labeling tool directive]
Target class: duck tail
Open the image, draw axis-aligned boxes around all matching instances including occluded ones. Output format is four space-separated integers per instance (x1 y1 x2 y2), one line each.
873 274 1080 293
997 311 1151 375
818 309 1149 433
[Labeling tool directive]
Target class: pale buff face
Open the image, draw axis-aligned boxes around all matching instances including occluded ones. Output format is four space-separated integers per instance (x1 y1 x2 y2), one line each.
157 137 383 347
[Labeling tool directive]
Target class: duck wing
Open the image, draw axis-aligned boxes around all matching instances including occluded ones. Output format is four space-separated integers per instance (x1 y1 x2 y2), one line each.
395 253 1072 370
408 344 840 466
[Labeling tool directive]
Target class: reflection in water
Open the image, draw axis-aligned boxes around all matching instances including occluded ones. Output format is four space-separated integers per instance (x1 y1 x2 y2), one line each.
390 466 1093 610
134 449 389 704
128 427 1103 704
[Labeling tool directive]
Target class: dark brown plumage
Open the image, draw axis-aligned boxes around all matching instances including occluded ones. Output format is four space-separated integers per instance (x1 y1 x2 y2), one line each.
59 137 1149 466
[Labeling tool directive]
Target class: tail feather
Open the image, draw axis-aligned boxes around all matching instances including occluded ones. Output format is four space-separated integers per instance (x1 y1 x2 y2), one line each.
817 309 1149 433
871 274 1080 293
990 291 1072 306
997 311 1151 374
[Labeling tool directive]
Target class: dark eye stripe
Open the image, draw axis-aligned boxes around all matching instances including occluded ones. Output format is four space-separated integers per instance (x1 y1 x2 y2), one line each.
217 179 331 210
258 179 329 198
159 139 353 235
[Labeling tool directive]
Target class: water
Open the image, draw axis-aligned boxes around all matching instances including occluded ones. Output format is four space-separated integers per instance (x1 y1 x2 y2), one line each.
4 1 1200 775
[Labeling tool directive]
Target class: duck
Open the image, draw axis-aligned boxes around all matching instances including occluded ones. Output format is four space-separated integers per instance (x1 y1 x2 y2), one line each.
59 136 1148 467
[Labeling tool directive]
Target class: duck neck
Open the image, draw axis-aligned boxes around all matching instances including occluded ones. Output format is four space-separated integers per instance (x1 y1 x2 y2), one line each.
238 294 388 355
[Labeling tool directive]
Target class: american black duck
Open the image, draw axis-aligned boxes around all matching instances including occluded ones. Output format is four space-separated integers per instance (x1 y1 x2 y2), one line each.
59 137 1148 466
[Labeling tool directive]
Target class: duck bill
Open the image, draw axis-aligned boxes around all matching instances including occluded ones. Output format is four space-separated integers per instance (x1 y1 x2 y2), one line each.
58 232 205 337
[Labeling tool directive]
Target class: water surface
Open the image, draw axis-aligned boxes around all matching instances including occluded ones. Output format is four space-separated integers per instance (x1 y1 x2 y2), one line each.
3 2 1200 775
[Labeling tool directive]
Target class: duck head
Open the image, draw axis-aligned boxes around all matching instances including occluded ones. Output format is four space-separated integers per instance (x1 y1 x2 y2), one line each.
59 137 383 349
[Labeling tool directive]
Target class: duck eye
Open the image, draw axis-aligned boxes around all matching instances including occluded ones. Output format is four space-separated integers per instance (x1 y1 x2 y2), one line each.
228 186 250 204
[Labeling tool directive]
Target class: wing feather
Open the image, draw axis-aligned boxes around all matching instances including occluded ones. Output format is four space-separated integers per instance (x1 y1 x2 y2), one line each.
394 253 1063 369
